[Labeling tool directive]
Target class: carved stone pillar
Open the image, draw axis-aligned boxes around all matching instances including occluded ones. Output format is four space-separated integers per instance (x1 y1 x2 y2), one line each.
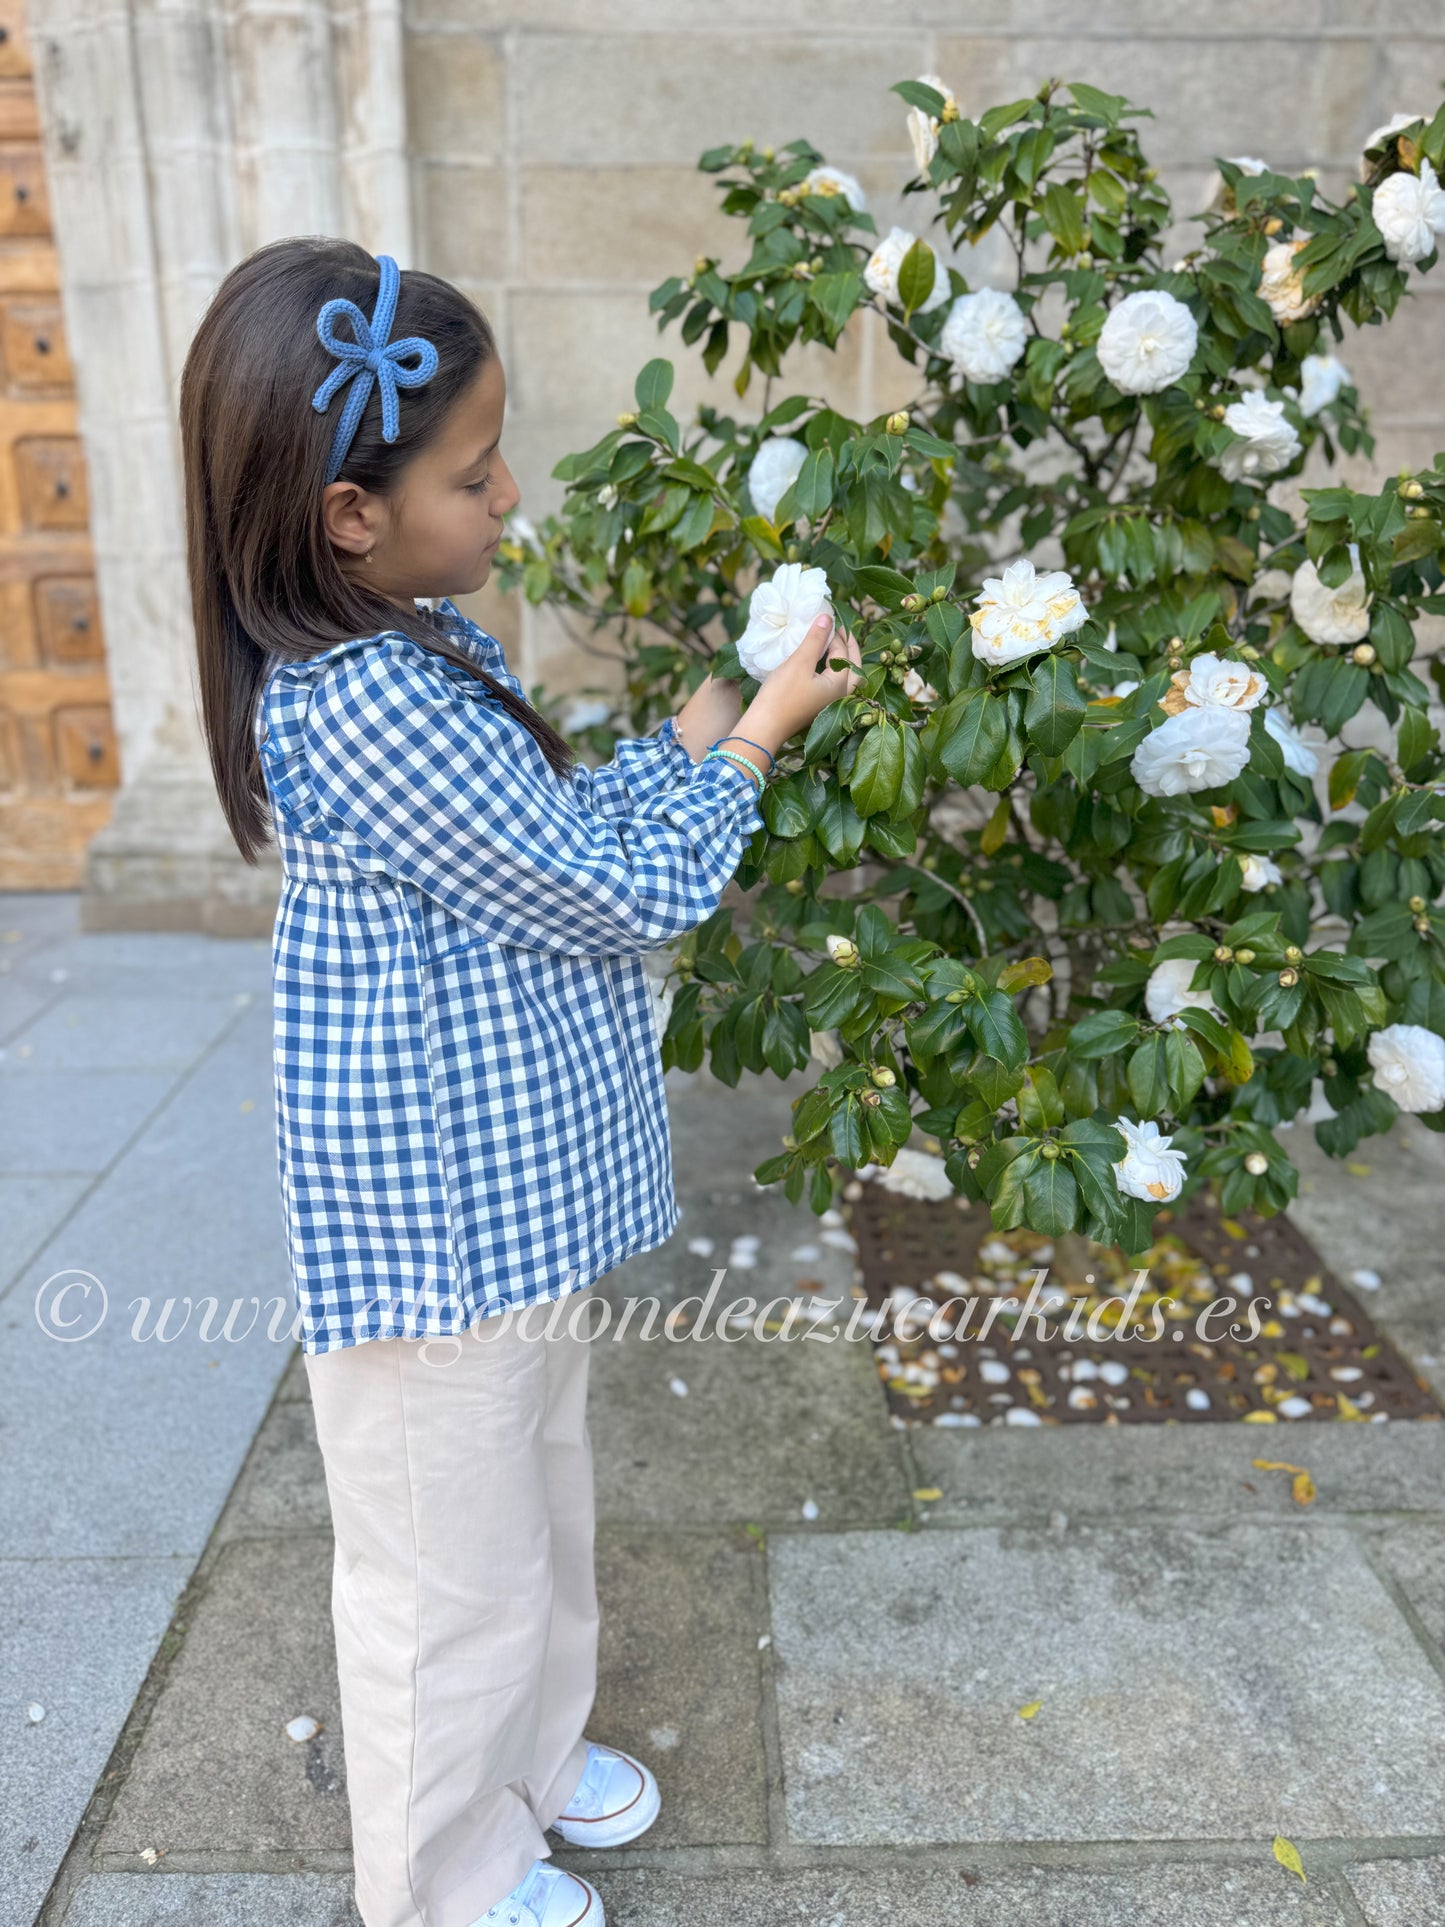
27 0 410 932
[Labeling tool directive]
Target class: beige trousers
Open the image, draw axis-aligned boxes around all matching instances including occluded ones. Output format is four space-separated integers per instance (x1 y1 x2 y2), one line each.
303 1293 600 1927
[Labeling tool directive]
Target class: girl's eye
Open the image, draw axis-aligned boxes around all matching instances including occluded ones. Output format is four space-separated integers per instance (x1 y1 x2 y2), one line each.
465 474 490 495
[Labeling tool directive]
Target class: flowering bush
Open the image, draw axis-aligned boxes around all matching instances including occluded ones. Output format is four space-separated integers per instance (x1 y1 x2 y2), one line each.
498 79 1445 1252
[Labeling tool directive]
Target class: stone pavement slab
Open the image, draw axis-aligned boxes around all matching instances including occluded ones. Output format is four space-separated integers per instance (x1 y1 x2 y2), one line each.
590 1526 770 1848
768 1522 1445 1844
1345 1853 1445 1924
98 1537 349 1862
1 1555 193 1927
588 1188 908 1530
1358 1519 1445 1650
61 1871 358 1924
910 1420 1445 1526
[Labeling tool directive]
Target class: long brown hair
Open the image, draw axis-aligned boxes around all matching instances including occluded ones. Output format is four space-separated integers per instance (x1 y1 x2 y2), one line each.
181 235 575 864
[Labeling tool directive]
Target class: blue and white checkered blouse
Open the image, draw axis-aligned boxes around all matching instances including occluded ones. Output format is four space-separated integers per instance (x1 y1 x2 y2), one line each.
254 597 763 1354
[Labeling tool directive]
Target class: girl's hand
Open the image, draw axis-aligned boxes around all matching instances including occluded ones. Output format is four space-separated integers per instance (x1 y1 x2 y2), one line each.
742 612 863 749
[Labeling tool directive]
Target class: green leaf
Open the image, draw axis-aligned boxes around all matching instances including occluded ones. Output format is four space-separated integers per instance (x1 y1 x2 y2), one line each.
938 690 1008 786
1069 1009 1140 1059
1127 1036 1170 1118
784 445 835 521
897 238 938 318
849 719 905 816
969 989 1029 1071
1039 181 1086 256
1024 655 1087 756
634 358 675 412
1023 1158 1080 1236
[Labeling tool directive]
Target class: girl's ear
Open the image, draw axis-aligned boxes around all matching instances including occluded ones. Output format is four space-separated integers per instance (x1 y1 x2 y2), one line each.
321 479 385 559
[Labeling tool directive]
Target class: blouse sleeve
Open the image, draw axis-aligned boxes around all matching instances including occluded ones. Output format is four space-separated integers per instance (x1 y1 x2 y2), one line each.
569 711 698 819
301 639 764 958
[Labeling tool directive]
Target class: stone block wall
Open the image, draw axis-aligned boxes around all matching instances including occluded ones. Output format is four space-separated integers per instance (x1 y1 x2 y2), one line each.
405 6 1445 692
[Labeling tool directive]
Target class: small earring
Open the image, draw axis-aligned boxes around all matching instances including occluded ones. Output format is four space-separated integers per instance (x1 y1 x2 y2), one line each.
363 548 374 564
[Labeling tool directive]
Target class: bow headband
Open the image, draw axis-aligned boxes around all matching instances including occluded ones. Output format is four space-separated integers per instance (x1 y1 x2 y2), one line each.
311 254 439 485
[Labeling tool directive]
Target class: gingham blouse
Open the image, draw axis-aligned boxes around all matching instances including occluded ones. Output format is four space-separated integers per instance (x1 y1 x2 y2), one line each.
254 597 763 1354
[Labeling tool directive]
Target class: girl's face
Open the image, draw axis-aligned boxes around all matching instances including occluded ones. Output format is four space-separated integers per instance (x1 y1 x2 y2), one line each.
323 354 521 611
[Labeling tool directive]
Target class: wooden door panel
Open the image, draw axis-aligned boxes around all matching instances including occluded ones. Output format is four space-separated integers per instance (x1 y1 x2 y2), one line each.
0 8 113 889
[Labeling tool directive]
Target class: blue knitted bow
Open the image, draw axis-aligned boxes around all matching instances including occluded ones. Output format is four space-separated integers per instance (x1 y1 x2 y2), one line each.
311 255 439 485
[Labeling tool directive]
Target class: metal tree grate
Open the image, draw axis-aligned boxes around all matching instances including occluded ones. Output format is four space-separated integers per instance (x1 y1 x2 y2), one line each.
843 1178 1442 1427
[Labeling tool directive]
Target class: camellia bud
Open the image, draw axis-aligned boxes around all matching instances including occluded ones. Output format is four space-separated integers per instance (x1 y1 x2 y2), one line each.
1416 914 1432 934
693 256 710 276
901 592 925 612
1263 216 1284 235
1410 505 1433 520
861 1088 882 1108
761 144 775 161
940 99 960 123
945 986 973 1004
886 411 909 435
1284 945 1303 964
778 187 797 206
1401 479 1426 500
1041 1141 1061 1160
1245 1151 1269 1176
871 1066 896 1088
1235 947 1256 964
1409 894 1427 913
967 1146 982 1168
826 935 859 966
1210 403 1227 420
785 878 805 895
1352 643 1376 666
1278 967 1299 987
930 583 949 602
1239 644 1260 661
786 543 801 562
1213 945 1234 963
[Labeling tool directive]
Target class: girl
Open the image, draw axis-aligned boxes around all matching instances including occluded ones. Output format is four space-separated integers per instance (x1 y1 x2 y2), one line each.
181 235 861 1927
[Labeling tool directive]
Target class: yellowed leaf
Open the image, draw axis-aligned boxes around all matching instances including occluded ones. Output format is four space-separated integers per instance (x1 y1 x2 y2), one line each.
1347 1162 1372 1178
912 1487 943 1502
1242 1410 1277 1422
1292 1471 1317 1505
1272 1833 1306 1883
1017 1700 1043 1720
1221 1217 1248 1240
1336 1391 1366 1421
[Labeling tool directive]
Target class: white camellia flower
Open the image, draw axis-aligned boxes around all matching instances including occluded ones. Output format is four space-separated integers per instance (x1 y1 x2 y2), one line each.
1132 705 1252 796
1367 1022 1445 1114
906 72 955 173
737 561 832 679
1113 1117 1189 1203
1227 155 1269 174
802 164 868 213
1146 956 1220 1028
1208 155 1268 211
1290 546 1371 645
505 512 539 548
1097 289 1199 395
1361 113 1426 180
864 225 950 313
969 558 1087 669
1297 352 1349 418
902 666 939 703
747 436 809 523
1258 238 1319 324
1215 391 1302 482
1372 158 1445 265
1239 853 1284 892
939 287 1029 385
1264 705 1321 778
1179 652 1268 711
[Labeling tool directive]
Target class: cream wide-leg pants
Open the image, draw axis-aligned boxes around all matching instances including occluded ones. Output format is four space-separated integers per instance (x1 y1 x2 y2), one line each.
303 1292 600 1927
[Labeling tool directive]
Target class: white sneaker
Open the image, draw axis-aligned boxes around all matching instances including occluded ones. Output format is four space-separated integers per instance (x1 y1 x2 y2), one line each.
549 1743 660 1849
473 1858 603 1926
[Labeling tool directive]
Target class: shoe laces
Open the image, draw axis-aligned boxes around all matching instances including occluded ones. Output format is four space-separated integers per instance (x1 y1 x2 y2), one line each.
482 1859 548 1925
563 1743 626 1820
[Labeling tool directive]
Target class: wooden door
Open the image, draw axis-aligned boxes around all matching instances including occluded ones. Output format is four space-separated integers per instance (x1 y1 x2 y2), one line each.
0 0 114 888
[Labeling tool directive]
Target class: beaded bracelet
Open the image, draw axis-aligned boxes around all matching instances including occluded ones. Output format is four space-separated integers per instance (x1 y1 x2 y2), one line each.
711 732 777 774
703 745 767 792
